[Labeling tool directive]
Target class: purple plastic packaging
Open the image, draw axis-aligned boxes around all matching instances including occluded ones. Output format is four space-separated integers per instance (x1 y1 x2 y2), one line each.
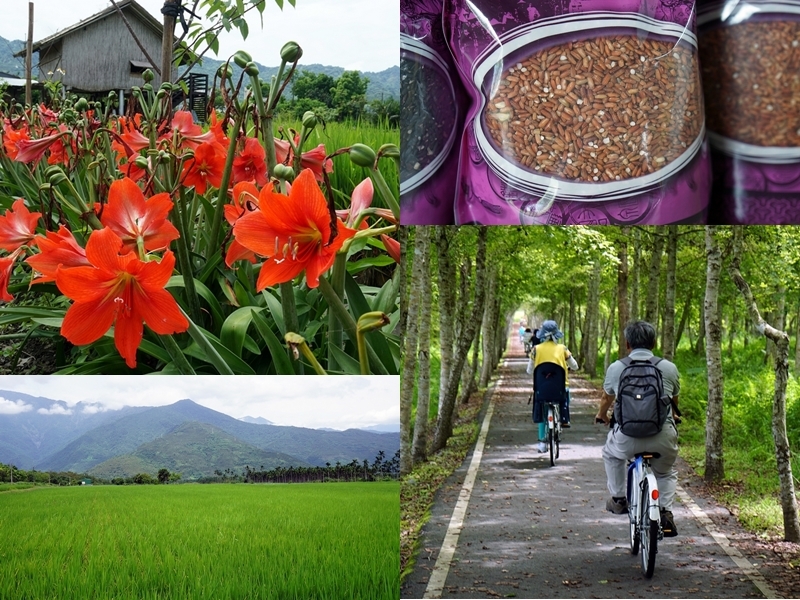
443 0 712 225
699 1 800 224
400 1 468 225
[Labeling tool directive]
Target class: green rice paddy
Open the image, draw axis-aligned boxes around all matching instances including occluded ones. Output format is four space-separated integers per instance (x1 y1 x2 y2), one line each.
0 482 399 600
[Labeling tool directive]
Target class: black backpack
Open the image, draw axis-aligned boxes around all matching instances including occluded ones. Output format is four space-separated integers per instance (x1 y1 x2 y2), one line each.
613 356 670 438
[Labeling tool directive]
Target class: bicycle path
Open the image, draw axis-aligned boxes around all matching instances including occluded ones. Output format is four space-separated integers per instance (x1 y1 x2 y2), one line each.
402 342 773 599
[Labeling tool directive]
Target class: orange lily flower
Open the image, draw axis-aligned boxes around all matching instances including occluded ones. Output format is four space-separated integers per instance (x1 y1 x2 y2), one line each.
181 142 225 194
2 120 30 160
171 111 216 149
14 130 71 166
0 199 41 252
0 255 15 302
224 181 260 267
55 227 189 368
233 137 268 186
274 138 333 182
112 115 149 159
380 234 401 264
98 177 179 254
27 226 90 284
336 177 373 230
233 168 357 289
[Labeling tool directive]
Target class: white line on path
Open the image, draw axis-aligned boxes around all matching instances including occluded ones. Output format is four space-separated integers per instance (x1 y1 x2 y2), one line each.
422 362 505 599
675 484 778 599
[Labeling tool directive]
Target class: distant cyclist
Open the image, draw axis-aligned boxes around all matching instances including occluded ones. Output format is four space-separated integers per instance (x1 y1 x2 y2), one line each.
527 320 577 452
522 328 535 354
519 324 526 343
594 320 680 537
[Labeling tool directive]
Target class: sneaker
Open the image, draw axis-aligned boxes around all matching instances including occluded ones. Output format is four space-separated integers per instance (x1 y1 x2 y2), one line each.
661 509 678 537
606 496 628 514
537 441 547 453
561 422 571 428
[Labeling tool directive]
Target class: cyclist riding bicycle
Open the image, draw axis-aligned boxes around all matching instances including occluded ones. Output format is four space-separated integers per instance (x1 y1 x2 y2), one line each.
527 320 578 452
522 328 535 354
594 320 681 537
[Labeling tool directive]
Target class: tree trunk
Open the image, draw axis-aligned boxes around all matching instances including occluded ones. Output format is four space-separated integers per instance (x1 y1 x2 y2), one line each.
730 228 800 543
397 225 409 339
695 299 706 355
617 228 630 359
631 227 641 322
728 297 738 357
569 289 577 353
604 293 617 371
433 227 489 453
795 300 800 372
585 260 602 377
704 226 725 483
644 226 665 326
400 227 425 475
437 227 457 412
675 292 692 350
450 259 472 416
460 330 480 404
479 272 498 388
662 225 678 360
411 227 432 465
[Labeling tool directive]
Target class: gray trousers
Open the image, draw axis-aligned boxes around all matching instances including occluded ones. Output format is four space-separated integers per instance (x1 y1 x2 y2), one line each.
601 418 679 511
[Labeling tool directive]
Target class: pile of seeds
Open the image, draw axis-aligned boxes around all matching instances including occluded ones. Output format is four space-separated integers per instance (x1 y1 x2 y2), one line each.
699 21 800 147
484 36 703 183
400 56 457 183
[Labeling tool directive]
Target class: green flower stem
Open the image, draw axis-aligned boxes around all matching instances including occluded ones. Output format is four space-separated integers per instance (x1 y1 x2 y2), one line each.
356 313 390 375
208 109 245 256
317 275 389 375
370 167 400 222
279 281 303 374
249 73 277 177
171 188 202 324
327 253 347 371
285 333 327 375
160 333 196 374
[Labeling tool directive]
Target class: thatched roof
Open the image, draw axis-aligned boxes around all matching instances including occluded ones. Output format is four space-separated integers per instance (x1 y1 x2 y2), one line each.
14 0 164 57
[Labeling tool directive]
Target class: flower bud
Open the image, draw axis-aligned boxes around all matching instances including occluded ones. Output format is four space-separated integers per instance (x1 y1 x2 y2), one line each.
107 90 117 99
233 51 252 69
273 164 295 181
280 41 303 63
378 143 400 160
302 111 317 130
160 82 174 93
217 63 234 81
142 69 155 84
74 98 89 112
348 144 376 168
357 311 391 334
45 167 68 186
245 61 260 77
134 156 149 170
156 88 167 100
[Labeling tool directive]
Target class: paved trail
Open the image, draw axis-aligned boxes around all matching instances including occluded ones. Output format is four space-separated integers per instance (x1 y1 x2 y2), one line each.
402 341 776 599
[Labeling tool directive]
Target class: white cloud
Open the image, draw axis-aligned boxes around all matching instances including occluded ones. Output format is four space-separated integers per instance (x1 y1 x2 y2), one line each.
81 404 111 414
0 398 33 414
37 404 73 415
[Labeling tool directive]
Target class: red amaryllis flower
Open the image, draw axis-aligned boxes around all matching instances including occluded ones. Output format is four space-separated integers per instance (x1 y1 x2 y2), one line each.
98 177 179 254
274 138 333 182
232 137 268 186
380 234 401 264
0 199 41 252
55 227 189 368
2 120 30 160
112 115 149 159
224 181 260 267
233 168 357 289
181 142 225 194
27 226 90 284
336 177 373 229
170 111 216 149
14 130 71 166
0 255 15 303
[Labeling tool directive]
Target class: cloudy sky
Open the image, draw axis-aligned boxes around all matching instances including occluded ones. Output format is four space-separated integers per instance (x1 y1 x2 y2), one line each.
0 0 399 72
0 376 399 430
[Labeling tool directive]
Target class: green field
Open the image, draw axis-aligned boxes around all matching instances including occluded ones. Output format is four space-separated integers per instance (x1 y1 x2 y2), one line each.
0 482 399 600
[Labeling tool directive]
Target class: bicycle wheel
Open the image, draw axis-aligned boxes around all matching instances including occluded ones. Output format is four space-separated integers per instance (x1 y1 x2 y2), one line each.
629 485 639 555
555 424 560 459
640 480 658 578
548 427 555 466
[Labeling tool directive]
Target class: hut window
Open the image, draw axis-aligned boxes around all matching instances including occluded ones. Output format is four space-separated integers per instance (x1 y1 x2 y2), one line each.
130 60 152 74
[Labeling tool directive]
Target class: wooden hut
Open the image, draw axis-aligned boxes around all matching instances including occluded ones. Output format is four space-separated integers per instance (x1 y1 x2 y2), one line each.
15 0 174 113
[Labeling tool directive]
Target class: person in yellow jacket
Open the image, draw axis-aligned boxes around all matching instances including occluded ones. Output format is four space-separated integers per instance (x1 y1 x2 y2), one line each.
526 320 578 453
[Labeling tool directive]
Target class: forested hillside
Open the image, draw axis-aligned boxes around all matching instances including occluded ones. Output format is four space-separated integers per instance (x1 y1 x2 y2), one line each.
401 225 800 544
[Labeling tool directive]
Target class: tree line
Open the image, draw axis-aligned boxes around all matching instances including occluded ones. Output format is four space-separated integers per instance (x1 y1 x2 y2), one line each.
401 225 800 542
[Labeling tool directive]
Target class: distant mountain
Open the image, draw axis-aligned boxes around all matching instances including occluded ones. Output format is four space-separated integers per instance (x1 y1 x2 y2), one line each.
0 390 146 469
0 36 399 100
358 424 401 433
36 399 399 472
89 421 307 479
239 416 274 425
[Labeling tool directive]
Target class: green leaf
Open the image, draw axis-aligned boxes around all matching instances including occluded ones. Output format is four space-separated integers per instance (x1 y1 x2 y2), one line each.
167 276 224 332
251 309 294 374
181 312 236 375
344 272 397 374
287 0 295 6
274 0 284 8
328 344 361 374
373 275 398 314
239 19 249 39
136 339 173 364
262 290 286 336
31 317 64 328
220 306 260 357
346 255 395 275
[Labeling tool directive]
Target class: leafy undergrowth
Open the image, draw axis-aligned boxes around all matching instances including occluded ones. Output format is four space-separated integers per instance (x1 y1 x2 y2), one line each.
0 482 38 492
400 388 483 582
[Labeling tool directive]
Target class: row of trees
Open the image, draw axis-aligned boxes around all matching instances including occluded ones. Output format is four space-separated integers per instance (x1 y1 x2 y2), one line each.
401 225 800 542
110 469 182 485
207 450 400 483
0 462 88 486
